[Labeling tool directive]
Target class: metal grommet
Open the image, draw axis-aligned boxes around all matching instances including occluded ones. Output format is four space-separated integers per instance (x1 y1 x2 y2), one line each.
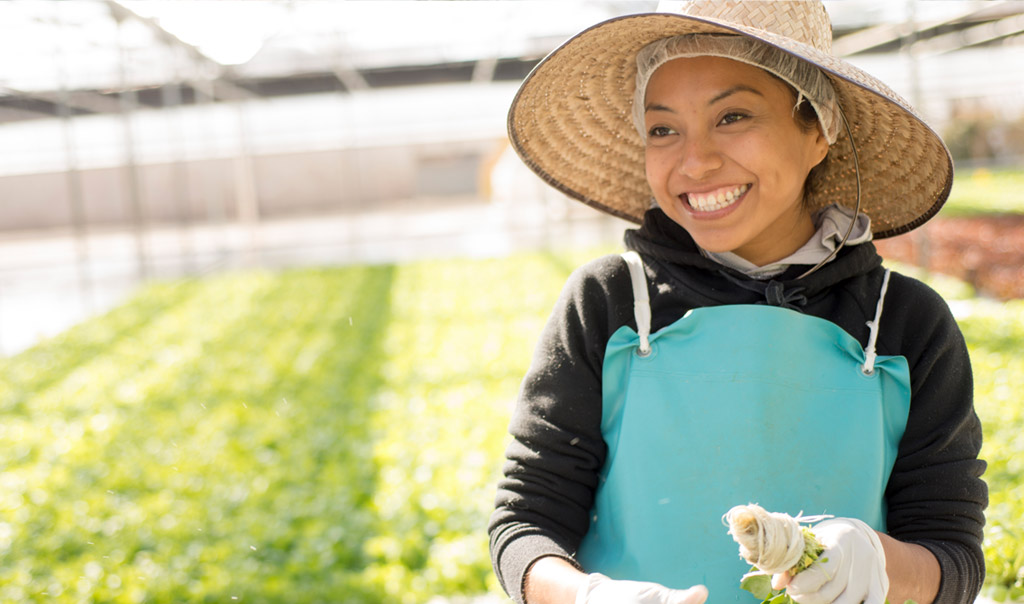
635 342 654 359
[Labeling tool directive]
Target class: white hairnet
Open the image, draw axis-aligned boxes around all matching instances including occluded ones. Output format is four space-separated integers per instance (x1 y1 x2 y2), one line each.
633 34 840 144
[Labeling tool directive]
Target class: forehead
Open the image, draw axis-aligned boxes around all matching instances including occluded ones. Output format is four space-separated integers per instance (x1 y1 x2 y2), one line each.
645 55 789 98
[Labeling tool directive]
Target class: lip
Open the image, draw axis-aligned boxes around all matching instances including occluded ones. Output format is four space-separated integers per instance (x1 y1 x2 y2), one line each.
679 183 751 219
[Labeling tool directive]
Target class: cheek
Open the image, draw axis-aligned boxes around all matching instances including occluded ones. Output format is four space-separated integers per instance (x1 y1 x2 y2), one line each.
729 139 759 167
765 136 819 189
644 150 668 189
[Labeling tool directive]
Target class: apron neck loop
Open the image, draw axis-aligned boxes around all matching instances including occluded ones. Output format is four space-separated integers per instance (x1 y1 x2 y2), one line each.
621 254 893 372
862 269 892 376
621 252 652 356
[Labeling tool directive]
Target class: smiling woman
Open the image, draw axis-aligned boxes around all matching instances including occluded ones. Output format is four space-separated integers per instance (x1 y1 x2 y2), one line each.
489 2 986 604
641 56 828 266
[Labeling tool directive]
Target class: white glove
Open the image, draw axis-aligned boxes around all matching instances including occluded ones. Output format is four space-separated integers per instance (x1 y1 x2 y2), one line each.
781 518 889 604
575 573 708 604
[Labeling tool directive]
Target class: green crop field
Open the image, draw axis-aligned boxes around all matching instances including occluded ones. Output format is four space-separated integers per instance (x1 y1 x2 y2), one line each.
960 296 1024 601
1 248 1021 603
944 168 1024 216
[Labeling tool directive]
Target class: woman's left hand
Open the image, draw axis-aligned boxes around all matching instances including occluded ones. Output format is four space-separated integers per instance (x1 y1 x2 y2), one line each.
772 518 888 604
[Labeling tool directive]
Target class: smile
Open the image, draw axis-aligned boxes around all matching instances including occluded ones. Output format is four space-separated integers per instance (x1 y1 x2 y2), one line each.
685 184 750 212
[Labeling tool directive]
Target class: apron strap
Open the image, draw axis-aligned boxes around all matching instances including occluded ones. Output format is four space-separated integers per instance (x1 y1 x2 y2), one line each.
621 251 652 356
620 254 892 369
862 268 892 375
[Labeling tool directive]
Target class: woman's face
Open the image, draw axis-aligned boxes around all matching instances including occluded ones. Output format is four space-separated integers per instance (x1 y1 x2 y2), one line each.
643 56 829 266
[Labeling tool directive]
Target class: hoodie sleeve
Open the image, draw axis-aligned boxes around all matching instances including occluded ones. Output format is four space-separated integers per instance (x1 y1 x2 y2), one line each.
488 255 635 604
879 273 988 604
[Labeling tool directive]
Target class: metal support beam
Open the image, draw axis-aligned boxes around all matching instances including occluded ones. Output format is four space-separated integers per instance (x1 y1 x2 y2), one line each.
0 106 50 122
0 86 122 116
913 12 1024 55
832 23 908 56
333 64 369 92
832 3 1016 56
472 57 498 83
103 0 258 102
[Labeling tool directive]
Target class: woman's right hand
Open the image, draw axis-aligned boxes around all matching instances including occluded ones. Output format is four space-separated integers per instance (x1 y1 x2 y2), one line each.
575 573 708 604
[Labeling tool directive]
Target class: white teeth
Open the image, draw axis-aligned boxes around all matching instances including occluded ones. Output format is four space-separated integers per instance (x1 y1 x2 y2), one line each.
686 184 749 212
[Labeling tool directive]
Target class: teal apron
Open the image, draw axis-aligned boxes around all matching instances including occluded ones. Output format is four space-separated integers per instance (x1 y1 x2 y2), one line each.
576 252 911 602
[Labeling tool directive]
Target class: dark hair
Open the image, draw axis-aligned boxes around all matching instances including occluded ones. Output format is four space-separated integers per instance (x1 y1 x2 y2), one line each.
763 72 830 206
765 71 823 134
793 96 820 134
789 92 829 206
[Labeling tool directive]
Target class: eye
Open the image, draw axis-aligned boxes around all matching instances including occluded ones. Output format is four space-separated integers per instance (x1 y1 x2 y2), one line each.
647 125 676 138
719 112 749 126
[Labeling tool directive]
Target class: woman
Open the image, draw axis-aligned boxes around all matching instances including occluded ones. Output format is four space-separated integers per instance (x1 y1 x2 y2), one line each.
488 2 987 604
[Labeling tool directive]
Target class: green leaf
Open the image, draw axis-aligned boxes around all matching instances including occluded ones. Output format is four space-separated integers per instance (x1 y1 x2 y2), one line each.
740 573 774 601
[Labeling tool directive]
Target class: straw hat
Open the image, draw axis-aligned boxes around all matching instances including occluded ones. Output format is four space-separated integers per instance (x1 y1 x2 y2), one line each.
507 0 954 238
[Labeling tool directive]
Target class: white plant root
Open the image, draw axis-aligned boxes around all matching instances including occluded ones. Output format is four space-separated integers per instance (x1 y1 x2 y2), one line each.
723 504 809 574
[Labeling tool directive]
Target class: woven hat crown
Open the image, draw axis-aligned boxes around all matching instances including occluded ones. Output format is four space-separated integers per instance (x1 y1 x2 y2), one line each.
670 0 833 52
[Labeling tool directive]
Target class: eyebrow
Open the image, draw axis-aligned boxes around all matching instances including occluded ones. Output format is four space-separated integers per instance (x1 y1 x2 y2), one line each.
709 84 764 105
645 102 675 113
645 84 765 113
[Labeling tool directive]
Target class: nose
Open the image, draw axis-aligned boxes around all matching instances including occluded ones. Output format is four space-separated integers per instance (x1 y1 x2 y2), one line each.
676 135 722 181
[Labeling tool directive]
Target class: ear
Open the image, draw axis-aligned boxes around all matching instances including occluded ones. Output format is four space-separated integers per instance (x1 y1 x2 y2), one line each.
810 125 830 168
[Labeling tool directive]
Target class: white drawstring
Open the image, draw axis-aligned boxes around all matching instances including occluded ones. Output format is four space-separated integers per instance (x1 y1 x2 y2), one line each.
621 251 652 356
862 269 891 375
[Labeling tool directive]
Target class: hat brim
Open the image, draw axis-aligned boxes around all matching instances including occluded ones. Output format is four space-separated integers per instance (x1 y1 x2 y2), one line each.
508 12 953 238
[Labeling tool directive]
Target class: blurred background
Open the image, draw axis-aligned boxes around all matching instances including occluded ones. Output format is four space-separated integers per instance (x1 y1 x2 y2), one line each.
1 2 1023 603
2 0 1024 356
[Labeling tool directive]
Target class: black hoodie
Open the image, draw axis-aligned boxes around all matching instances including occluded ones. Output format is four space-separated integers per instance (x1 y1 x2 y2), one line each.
489 209 987 604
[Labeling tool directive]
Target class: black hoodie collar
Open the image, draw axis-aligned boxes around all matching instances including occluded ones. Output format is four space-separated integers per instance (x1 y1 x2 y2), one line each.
624 208 883 309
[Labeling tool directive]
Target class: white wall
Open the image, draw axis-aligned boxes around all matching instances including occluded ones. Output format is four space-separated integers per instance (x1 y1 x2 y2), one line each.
0 82 517 231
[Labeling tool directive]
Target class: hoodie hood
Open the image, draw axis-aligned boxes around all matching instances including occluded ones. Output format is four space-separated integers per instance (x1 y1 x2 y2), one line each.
624 208 884 309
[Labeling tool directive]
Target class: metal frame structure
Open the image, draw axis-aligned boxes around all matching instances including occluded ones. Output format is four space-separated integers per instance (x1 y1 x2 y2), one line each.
0 0 1022 356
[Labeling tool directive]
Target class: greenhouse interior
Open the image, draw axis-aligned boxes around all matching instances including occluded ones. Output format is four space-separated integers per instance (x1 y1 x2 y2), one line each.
1 1 1023 603
1 0 1023 354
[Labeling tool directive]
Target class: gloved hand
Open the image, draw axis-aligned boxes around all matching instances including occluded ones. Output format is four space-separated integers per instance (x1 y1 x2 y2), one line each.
575 573 708 604
776 518 888 604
